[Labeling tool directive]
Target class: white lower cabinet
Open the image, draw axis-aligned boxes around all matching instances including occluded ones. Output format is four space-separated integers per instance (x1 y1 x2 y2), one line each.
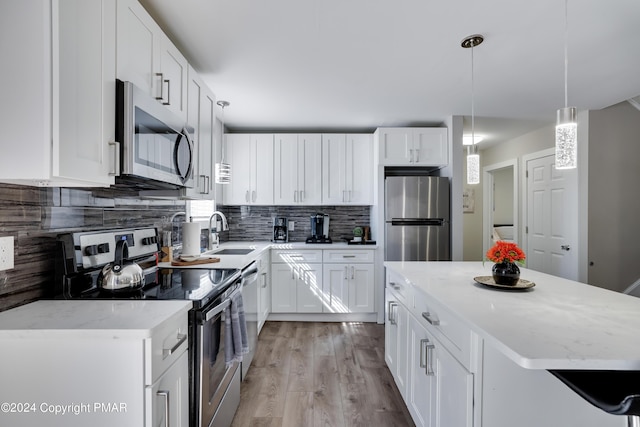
271 250 323 313
386 274 473 427
257 251 271 333
146 351 189 427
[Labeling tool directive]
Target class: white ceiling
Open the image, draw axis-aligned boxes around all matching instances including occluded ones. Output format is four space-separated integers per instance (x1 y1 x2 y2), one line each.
139 0 640 146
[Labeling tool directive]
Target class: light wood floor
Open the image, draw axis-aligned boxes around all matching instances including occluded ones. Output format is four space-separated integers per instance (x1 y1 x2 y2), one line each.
231 321 415 427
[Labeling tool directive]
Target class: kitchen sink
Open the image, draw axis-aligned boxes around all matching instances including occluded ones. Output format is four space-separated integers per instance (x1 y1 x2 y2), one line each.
211 248 254 255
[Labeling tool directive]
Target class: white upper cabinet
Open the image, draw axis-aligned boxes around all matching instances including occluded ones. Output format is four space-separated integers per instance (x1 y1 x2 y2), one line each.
322 134 373 205
273 134 322 205
223 134 274 205
116 0 188 122
377 127 448 166
184 66 215 199
0 0 117 187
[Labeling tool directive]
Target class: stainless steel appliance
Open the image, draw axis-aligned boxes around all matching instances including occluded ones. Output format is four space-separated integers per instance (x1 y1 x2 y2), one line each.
54 227 243 427
273 217 289 242
385 175 451 261
306 213 332 243
115 79 194 189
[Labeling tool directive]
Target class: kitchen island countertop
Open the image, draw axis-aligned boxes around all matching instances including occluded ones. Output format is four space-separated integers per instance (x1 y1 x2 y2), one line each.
385 261 640 370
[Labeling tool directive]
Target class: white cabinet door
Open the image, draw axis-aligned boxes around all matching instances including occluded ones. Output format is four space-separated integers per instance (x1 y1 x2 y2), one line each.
198 88 216 197
252 134 274 205
0 0 116 186
116 0 160 97
296 264 323 312
224 134 252 205
224 134 273 205
378 128 448 166
323 264 350 313
346 134 374 204
385 289 409 399
274 134 321 205
271 264 297 313
378 128 412 165
298 134 322 204
158 33 188 122
146 350 189 427
434 338 473 427
273 134 299 204
322 134 373 205
349 263 374 312
258 269 270 333
408 313 437 427
414 128 448 167
116 0 188 122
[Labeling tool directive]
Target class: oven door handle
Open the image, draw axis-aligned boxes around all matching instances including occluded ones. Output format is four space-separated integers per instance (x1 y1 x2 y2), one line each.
203 286 242 322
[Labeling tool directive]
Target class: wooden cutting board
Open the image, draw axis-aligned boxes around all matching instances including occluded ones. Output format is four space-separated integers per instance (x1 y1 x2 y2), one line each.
170 257 221 266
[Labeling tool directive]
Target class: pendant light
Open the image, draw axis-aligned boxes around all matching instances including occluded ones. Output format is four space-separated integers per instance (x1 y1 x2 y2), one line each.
555 0 577 169
215 100 231 184
461 34 484 185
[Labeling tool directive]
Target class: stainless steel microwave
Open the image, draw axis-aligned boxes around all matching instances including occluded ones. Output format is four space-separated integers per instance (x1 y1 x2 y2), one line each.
115 80 194 189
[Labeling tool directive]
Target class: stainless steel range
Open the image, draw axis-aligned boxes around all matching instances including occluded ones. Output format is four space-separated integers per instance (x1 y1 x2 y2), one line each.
54 227 243 427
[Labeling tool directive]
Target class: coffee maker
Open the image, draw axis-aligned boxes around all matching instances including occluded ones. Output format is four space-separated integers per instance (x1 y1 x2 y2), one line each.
273 217 288 242
306 213 331 243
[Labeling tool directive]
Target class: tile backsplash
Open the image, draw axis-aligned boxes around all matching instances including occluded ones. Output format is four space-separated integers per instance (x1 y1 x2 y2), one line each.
221 205 372 243
0 182 372 312
0 183 185 312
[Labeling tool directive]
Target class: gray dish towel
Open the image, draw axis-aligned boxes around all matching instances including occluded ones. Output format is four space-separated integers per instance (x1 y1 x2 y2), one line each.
224 290 249 368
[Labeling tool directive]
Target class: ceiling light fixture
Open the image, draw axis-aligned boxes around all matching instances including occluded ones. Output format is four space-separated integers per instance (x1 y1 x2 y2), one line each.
462 34 484 185
215 100 231 184
555 0 577 169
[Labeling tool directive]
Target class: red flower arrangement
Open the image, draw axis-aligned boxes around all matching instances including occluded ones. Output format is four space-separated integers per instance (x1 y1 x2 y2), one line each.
486 241 526 265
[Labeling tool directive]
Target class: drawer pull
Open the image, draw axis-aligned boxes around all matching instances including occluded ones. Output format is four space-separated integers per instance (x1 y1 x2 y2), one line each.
422 312 440 326
420 338 435 376
157 390 170 427
388 302 397 324
163 333 187 359
342 255 356 258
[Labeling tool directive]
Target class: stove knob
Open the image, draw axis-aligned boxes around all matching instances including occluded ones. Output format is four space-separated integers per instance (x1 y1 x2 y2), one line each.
141 236 157 246
97 243 110 253
84 245 98 256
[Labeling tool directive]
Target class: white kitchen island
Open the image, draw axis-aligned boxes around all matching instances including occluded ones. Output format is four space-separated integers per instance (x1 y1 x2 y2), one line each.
0 300 192 427
384 261 639 427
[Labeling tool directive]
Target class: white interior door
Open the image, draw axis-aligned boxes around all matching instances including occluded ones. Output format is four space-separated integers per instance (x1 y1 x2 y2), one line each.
525 153 578 280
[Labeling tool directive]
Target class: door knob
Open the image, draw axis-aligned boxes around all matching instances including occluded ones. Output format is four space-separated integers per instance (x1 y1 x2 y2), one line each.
561 245 571 251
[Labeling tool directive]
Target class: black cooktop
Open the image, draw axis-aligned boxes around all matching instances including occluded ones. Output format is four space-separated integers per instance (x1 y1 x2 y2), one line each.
59 267 241 309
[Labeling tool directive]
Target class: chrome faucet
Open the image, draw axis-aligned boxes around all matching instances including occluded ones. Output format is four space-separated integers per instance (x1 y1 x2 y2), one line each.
208 211 229 250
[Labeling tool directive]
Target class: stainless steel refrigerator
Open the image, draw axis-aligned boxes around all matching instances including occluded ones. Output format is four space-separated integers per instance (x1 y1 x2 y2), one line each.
384 176 451 261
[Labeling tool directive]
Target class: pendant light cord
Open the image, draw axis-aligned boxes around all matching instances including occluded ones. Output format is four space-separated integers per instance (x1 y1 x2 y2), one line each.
471 43 476 154
564 0 569 108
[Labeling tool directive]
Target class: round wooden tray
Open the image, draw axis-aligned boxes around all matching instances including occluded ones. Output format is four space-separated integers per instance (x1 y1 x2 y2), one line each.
473 276 535 291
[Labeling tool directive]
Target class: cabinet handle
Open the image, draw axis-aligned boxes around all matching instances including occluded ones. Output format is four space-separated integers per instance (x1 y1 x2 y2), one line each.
163 333 187 359
199 175 207 194
245 190 250 202
414 148 420 163
425 341 435 376
161 79 171 105
409 148 414 163
291 266 295 280
419 338 429 368
155 73 164 101
342 255 356 258
389 281 400 291
157 390 170 427
261 272 268 288
252 190 257 202
342 190 346 202
205 175 210 194
388 301 397 324
293 190 298 202
422 312 440 326
344 266 348 280
300 190 304 202
351 266 355 280
348 190 352 202
108 141 120 176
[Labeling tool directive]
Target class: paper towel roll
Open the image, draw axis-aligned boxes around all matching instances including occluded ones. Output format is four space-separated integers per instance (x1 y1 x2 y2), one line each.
182 222 201 257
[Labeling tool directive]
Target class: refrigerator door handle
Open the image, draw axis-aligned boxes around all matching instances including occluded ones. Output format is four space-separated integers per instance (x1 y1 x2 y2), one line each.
390 218 445 226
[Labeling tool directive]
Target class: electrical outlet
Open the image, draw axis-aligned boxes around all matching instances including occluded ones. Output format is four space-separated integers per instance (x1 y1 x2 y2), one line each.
0 236 14 271
289 221 295 231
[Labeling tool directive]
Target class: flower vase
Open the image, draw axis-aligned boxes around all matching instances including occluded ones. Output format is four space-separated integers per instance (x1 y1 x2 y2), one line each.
492 262 520 286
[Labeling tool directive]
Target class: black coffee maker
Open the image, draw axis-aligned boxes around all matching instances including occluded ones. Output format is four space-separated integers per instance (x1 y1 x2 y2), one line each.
306 213 331 243
273 217 288 242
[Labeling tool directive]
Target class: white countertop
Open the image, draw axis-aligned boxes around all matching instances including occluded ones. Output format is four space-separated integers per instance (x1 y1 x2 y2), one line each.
159 241 377 270
0 300 192 339
385 261 640 370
